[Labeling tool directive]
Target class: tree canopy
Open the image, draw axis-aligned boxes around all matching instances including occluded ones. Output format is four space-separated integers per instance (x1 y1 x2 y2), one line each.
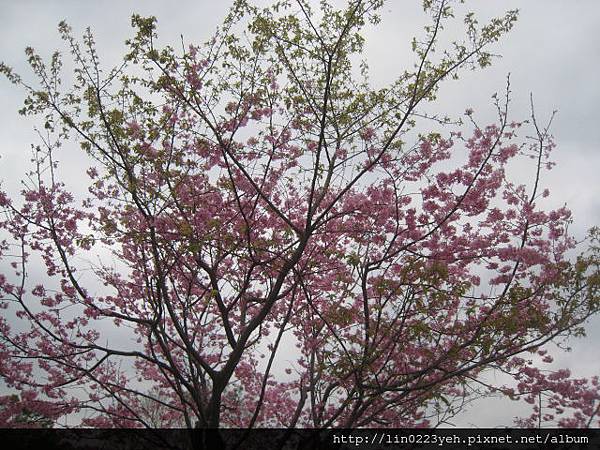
1 0 599 430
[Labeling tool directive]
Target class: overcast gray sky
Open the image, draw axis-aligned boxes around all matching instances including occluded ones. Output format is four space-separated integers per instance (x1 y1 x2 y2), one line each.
1 0 599 427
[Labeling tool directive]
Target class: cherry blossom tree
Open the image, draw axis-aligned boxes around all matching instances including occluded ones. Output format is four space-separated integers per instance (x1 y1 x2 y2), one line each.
1 0 599 429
